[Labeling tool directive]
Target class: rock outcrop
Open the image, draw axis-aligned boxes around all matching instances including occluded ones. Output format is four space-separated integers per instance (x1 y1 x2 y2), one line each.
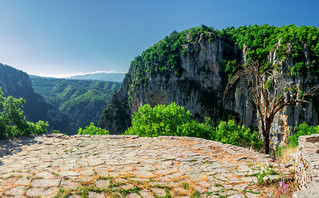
0 64 78 134
227 43 319 148
100 26 319 147
100 35 229 134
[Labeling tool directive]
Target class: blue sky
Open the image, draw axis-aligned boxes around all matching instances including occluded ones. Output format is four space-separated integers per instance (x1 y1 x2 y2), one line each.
0 0 318 77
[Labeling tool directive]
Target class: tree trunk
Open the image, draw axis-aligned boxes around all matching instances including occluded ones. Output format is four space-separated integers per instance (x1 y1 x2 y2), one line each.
263 133 270 154
261 125 270 154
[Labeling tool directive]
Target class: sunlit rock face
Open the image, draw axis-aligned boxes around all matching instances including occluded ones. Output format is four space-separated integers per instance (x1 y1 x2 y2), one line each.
100 33 319 148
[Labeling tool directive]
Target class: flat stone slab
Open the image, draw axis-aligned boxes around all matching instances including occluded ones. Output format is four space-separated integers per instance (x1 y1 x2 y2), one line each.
0 135 294 197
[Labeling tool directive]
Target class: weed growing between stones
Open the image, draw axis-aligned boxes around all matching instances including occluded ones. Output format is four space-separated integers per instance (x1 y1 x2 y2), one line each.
190 191 200 198
52 174 177 198
181 182 190 189
250 162 297 197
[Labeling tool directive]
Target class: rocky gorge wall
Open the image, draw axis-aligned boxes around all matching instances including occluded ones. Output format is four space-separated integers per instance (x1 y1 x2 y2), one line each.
0 64 78 134
100 35 228 134
100 30 319 147
226 43 319 148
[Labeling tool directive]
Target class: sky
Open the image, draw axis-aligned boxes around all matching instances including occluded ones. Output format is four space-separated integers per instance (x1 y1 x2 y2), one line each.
0 0 318 77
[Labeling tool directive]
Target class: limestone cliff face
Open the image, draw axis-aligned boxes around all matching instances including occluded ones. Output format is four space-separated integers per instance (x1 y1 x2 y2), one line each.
0 64 78 134
100 35 231 134
100 30 319 147
224 43 319 147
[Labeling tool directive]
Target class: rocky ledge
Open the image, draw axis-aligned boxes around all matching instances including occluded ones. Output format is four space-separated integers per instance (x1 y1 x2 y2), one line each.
294 134 319 197
0 134 293 197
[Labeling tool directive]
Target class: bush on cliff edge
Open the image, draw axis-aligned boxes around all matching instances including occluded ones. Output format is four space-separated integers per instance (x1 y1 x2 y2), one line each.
125 103 262 150
124 103 212 139
78 122 109 135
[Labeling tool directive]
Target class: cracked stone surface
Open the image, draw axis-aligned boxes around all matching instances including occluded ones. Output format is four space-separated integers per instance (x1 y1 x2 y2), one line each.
0 134 294 197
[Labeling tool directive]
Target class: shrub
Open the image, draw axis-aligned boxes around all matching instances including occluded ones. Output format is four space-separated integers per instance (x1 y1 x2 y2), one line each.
211 119 262 150
78 122 109 135
53 130 60 133
0 88 48 139
124 103 213 139
125 103 261 150
288 122 319 146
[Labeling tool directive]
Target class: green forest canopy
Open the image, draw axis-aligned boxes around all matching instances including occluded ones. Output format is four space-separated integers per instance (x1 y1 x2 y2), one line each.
127 24 319 91
31 77 121 127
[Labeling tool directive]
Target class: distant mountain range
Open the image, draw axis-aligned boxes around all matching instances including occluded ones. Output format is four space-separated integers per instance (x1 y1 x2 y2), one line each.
67 72 125 82
30 72 125 82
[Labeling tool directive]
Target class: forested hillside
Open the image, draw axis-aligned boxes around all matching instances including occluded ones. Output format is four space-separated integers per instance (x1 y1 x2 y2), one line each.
31 77 121 128
0 64 78 134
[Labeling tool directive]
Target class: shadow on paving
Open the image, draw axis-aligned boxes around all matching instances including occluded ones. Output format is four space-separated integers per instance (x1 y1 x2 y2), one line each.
0 136 42 166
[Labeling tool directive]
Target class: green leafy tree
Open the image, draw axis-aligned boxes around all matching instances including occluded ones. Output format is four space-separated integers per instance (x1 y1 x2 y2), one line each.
124 103 212 138
78 122 109 135
125 103 262 150
0 88 48 139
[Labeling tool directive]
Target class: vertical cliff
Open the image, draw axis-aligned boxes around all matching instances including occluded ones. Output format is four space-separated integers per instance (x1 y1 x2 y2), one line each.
100 25 319 147
100 29 231 134
0 64 78 134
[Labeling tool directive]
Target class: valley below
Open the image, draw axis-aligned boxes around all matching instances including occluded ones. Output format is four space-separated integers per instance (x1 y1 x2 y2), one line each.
30 77 121 129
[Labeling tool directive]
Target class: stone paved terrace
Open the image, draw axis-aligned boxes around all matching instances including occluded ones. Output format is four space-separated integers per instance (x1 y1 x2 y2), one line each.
0 134 294 198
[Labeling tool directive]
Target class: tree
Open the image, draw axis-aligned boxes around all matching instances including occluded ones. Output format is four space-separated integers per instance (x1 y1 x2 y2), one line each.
224 61 319 154
124 103 212 139
78 122 109 135
0 88 48 139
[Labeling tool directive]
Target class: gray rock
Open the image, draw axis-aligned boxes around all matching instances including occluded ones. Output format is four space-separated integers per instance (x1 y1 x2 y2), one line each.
294 135 319 197
59 171 80 178
31 179 60 187
5 186 26 196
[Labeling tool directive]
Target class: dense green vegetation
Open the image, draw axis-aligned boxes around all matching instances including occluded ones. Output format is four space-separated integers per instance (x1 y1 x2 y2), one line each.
125 103 213 139
212 119 262 149
125 103 262 150
276 122 319 159
126 25 215 98
220 25 319 79
0 88 48 139
288 122 319 146
31 77 120 127
127 24 319 90
78 122 109 135
31 77 120 108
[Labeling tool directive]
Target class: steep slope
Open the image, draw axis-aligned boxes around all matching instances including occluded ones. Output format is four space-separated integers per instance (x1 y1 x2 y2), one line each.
0 64 78 134
100 25 319 147
30 77 121 128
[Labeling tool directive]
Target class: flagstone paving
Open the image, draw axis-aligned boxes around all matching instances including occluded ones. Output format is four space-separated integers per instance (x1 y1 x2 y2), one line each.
0 134 294 197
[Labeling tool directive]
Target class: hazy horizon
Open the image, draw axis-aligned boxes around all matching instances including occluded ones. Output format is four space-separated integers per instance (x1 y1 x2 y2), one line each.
28 70 125 78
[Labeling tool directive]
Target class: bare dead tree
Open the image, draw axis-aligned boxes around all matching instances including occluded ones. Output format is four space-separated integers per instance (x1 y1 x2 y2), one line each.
224 61 319 154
